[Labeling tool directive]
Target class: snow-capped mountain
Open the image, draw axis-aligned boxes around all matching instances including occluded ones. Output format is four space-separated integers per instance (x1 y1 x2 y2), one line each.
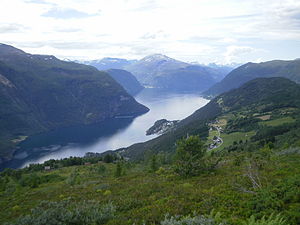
80 57 137 71
124 54 233 93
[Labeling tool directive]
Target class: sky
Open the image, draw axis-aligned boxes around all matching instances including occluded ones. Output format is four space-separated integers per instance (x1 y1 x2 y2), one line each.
0 0 300 64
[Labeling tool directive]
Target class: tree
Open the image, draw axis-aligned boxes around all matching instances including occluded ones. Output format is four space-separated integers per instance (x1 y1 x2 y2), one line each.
150 155 158 172
174 135 206 177
115 162 122 177
103 154 114 163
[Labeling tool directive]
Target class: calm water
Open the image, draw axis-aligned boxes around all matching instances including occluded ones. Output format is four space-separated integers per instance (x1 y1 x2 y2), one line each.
2 89 209 169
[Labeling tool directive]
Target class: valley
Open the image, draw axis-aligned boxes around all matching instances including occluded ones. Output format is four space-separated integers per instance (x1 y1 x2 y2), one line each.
0 47 300 225
1 77 300 225
1 1 300 224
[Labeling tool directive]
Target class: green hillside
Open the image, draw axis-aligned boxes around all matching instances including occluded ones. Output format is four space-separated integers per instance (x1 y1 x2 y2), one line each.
204 59 300 96
119 77 300 160
0 44 149 164
0 78 300 224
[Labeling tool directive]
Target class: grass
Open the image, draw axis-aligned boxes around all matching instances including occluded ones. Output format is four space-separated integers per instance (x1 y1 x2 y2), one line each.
218 131 256 150
260 117 295 127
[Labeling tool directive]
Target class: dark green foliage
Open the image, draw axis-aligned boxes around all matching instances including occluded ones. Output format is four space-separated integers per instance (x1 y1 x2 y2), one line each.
150 155 158 172
0 44 149 162
204 59 300 96
252 121 300 143
5 200 115 225
226 117 261 133
114 162 122 177
103 154 115 163
18 173 63 188
174 135 206 177
23 156 105 172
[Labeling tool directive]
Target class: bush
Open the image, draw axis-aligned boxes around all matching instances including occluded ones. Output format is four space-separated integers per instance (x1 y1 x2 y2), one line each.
114 162 122 177
65 169 79 186
174 135 206 177
242 214 287 225
5 200 115 225
161 212 224 225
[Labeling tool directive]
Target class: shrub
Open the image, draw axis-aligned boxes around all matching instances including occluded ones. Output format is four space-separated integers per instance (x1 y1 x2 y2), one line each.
174 135 206 177
65 168 79 186
242 214 287 225
114 162 122 177
160 212 224 225
5 200 115 225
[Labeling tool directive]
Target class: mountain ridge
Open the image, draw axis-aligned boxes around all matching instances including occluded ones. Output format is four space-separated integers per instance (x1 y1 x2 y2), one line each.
0 44 149 164
204 59 300 96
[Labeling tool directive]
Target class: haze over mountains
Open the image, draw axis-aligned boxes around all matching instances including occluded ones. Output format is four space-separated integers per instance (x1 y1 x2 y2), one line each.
80 58 137 71
0 44 148 163
80 54 235 93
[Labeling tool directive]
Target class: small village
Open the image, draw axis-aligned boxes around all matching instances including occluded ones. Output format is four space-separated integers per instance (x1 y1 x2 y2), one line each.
207 119 224 150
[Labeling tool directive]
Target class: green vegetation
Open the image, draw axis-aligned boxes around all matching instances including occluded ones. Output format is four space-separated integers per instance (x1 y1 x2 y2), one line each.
174 136 206 177
204 59 300 96
0 77 300 224
0 144 299 224
219 131 255 150
5 200 116 225
0 44 149 162
259 117 295 127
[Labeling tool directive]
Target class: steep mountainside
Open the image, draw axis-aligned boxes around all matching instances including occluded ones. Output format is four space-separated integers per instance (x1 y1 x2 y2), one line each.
106 69 144 95
149 65 218 92
0 44 149 163
204 59 300 96
117 77 300 160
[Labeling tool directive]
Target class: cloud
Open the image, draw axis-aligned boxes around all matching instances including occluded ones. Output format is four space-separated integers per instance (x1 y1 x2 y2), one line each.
42 7 100 19
129 0 161 12
1 0 300 63
25 0 55 6
0 23 27 33
54 27 82 33
214 14 260 21
224 45 256 63
140 33 157 39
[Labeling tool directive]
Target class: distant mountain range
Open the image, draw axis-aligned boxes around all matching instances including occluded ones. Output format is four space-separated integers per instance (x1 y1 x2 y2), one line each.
204 59 300 96
81 54 235 93
125 54 235 92
0 44 149 163
78 57 137 71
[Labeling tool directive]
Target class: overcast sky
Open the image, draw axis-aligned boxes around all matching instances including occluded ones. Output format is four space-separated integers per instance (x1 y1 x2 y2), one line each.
1 0 300 64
